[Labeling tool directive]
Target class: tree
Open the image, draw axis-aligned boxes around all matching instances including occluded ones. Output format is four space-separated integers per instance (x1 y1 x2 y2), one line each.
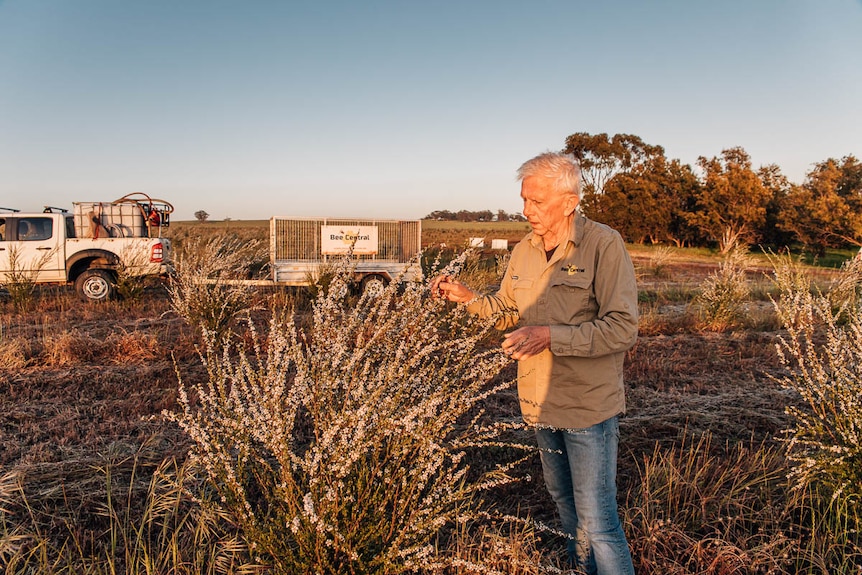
687 147 771 252
778 155 862 254
456 210 474 222
423 209 515 222
475 210 493 222
194 210 210 223
757 164 797 249
822 155 862 244
589 156 701 246
594 170 664 244
663 160 704 247
563 132 666 197
424 210 456 221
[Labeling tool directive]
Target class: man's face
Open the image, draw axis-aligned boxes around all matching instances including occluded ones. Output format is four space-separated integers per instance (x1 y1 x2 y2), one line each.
520 175 577 237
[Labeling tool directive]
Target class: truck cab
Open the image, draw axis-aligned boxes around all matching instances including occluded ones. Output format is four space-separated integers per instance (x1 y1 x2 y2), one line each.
0 212 68 283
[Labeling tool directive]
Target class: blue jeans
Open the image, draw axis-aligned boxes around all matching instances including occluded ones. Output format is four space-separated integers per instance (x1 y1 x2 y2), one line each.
535 416 634 575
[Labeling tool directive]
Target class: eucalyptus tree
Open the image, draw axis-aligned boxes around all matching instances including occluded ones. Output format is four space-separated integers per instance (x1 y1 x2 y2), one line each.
688 147 771 252
779 155 862 254
563 132 666 197
590 156 700 246
757 163 798 249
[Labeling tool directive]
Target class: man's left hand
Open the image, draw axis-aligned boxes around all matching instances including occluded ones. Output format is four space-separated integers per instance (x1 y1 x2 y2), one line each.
502 326 551 360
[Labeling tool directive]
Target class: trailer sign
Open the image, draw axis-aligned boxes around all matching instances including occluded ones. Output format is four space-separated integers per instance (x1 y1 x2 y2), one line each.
321 225 379 255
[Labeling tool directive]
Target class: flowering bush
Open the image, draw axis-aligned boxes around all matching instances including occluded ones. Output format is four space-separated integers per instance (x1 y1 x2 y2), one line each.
771 254 862 504
167 254 528 574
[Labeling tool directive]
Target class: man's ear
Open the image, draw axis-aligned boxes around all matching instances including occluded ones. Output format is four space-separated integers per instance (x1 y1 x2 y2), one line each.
563 193 579 217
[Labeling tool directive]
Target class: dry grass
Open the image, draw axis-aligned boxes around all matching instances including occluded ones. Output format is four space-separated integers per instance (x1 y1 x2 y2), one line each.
42 330 105 365
625 432 794 575
419 221 531 250
39 324 175 367
0 335 30 369
431 521 568 574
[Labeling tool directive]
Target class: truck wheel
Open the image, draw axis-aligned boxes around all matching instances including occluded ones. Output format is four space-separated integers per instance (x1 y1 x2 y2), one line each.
360 274 388 297
75 269 116 302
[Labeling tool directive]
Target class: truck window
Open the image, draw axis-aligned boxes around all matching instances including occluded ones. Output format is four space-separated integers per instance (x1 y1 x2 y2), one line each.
0 217 6 241
18 217 53 241
65 215 76 239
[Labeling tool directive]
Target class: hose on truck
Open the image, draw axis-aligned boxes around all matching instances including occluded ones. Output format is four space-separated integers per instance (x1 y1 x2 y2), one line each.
112 192 175 238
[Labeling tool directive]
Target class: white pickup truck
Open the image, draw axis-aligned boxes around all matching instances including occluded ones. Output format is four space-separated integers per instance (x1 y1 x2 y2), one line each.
0 196 172 302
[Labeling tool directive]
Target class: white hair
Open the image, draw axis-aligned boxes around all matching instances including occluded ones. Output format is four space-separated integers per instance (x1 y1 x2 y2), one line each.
516 152 582 197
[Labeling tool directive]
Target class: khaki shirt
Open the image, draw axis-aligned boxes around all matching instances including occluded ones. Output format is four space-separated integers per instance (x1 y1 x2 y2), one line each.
467 214 638 429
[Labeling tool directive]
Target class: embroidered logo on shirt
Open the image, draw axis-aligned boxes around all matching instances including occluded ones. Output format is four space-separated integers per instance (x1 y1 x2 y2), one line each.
562 264 585 275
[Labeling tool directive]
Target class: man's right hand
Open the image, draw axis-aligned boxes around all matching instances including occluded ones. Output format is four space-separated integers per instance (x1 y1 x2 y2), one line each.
430 275 476 303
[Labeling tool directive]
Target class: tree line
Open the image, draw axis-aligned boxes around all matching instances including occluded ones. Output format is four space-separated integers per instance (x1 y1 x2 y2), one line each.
427 132 862 254
424 209 526 222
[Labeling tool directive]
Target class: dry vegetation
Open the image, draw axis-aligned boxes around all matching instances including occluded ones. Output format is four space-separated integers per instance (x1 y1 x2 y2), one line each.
1 221 861 573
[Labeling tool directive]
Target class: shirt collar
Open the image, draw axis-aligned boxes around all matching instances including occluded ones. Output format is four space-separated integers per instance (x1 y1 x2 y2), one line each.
527 212 586 250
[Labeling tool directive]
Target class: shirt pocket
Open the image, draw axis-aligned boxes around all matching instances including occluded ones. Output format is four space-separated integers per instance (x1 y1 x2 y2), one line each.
511 278 535 318
549 274 597 325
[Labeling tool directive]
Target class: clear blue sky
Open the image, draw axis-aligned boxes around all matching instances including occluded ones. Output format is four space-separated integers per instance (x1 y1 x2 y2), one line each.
2 0 860 221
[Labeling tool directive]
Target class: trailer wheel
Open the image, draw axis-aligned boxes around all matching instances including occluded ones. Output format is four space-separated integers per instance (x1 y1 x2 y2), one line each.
360 274 388 297
75 269 116 302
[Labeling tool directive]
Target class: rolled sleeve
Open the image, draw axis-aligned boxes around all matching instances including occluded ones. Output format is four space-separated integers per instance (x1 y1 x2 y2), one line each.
465 271 520 330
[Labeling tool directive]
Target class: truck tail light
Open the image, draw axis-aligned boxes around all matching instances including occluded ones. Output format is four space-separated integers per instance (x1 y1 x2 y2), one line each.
150 242 164 263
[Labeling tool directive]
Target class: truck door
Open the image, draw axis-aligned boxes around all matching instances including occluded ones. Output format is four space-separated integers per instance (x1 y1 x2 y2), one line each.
0 216 65 282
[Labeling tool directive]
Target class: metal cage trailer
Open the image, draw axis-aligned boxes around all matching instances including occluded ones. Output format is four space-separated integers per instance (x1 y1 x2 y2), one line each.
270 217 422 294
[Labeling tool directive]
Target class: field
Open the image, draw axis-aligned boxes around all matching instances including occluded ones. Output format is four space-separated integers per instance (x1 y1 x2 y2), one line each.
1 220 860 573
165 218 532 250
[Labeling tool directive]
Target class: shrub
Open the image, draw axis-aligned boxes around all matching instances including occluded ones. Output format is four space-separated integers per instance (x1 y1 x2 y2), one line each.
166 235 266 342
770 255 862 505
647 245 675 278
0 244 56 310
696 247 752 331
766 253 862 566
827 256 862 321
301 258 341 300
166 253 527 574
112 245 154 301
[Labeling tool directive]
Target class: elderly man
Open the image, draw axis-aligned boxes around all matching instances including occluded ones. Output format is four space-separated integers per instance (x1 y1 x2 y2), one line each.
432 152 637 574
